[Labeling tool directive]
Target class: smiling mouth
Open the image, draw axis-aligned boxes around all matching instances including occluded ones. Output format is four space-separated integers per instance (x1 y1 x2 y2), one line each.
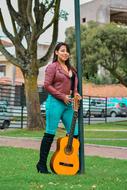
62 56 69 59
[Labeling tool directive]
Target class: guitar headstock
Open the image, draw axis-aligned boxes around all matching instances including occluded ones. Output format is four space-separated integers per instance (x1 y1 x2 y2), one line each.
73 95 80 112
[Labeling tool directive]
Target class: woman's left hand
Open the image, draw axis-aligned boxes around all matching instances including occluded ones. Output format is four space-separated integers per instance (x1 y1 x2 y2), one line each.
74 92 82 100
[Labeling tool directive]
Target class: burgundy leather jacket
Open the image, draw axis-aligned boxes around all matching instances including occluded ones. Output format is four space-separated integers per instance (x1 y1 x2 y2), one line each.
44 62 78 101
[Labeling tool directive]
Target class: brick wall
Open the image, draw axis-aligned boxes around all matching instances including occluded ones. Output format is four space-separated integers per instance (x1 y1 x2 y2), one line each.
83 83 127 97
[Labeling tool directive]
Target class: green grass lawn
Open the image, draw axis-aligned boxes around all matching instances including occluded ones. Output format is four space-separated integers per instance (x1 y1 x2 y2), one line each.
0 127 66 138
0 147 127 190
85 121 127 130
0 122 127 138
85 131 127 138
0 121 127 147
85 122 127 147
85 140 127 147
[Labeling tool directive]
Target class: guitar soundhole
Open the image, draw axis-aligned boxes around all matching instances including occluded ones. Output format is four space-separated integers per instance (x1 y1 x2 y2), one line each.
64 146 73 155
59 162 73 167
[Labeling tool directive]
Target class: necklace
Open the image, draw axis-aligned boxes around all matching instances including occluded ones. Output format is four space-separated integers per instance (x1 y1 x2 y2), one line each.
60 63 72 77
61 64 68 73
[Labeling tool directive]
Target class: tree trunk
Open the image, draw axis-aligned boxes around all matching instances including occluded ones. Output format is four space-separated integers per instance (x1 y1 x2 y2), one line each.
24 73 45 129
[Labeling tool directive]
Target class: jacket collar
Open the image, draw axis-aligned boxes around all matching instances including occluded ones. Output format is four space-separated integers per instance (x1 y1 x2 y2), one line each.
55 61 70 78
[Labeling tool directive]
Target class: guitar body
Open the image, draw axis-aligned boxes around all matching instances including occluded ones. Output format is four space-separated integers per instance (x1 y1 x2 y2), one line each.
50 136 80 175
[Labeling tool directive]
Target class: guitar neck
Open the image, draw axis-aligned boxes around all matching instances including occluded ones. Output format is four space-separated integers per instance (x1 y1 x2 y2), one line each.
66 111 78 151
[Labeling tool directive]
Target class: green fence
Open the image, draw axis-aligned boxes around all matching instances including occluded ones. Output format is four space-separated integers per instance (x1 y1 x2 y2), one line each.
0 83 127 129
0 84 47 129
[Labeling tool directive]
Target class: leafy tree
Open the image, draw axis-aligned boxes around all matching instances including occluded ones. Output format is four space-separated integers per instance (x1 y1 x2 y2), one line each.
65 22 127 87
0 0 62 129
65 22 99 81
85 22 127 87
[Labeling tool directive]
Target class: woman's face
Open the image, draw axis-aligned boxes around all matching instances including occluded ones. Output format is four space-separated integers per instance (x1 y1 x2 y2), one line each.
55 45 70 63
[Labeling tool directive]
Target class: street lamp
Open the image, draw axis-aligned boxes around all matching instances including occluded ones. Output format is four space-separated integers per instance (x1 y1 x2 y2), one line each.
74 0 85 174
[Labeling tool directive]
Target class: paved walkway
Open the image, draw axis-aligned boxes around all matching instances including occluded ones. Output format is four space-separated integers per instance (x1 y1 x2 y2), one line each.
0 136 127 160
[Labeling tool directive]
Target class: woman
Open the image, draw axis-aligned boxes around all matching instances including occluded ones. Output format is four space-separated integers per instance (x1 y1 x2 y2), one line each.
36 42 81 174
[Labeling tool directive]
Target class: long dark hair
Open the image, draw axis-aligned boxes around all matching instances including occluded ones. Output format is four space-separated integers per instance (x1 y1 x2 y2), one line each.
52 42 72 70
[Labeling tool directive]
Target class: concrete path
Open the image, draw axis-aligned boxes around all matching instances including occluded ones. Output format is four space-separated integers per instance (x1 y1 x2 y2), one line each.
0 136 127 160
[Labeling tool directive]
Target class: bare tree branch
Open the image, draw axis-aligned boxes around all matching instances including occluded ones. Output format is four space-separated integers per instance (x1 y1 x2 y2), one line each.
17 28 24 42
36 18 54 39
26 0 38 53
35 1 55 39
0 39 24 69
0 8 27 57
0 9 15 44
101 60 127 87
33 2 46 31
110 69 127 87
34 0 40 25
10 14 17 35
8 6 26 63
38 0 61 67
46 0 55 13
18 0 29 26
6 0 17 37
18 0 30 24
27 0 35 28
17 0 31 44
38 3 46 28
6 0 23 27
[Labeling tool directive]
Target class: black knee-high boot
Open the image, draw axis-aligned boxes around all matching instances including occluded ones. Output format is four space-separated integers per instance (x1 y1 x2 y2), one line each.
36 133 54 174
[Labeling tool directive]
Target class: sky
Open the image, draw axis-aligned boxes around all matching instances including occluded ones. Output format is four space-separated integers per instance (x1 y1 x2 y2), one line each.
0 0 93 43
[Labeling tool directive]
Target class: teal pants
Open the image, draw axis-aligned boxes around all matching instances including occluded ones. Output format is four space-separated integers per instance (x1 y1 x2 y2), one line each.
45 94 78 135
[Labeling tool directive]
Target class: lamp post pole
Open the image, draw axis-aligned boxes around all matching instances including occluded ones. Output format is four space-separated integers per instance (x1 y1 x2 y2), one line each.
74 0 85 174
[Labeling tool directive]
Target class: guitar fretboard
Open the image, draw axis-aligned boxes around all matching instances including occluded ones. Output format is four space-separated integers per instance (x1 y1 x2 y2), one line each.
66 111 78 152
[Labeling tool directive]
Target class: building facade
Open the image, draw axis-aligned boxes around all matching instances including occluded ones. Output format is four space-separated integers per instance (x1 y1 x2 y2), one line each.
0 41 51 86
80 0 127 84
80 0 127 25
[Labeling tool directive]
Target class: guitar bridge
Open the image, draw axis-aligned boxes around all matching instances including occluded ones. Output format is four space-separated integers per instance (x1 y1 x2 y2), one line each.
59 162 73 167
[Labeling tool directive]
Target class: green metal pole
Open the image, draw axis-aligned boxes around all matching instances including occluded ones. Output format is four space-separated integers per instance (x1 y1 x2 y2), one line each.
74 0 85 174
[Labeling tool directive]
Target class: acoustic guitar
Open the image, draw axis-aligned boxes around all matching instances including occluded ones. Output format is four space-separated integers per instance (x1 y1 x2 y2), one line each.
50 95 80 175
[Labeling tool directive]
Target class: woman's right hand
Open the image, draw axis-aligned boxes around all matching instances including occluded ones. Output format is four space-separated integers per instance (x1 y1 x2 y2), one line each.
64 95 72 105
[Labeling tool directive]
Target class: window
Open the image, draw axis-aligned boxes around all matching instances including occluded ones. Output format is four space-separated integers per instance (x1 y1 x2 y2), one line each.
0 65 6 77
82 18 86 23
